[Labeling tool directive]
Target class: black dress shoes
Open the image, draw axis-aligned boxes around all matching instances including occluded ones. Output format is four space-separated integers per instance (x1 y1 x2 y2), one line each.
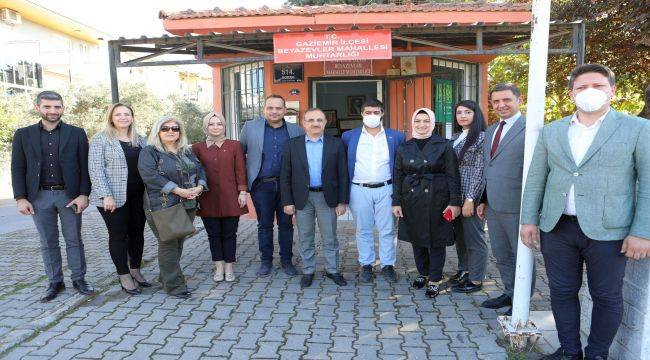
172 291 191 299
359 265 373 283
325 272 347 286
301 274 314 288
381 265 398 282
257 262 272 277
72 279 95 295
449 270 469 285
282 262 298 276
480 293 512 309
451 280 482 293
540 347 583 360
41 282 65 302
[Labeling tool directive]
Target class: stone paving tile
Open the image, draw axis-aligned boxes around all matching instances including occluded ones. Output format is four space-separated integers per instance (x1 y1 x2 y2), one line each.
2 218 553 359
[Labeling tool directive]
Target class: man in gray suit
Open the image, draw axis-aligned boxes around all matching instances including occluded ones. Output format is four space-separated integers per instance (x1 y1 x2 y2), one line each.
477 83 533 314
240 95 305 277
521 64 650 360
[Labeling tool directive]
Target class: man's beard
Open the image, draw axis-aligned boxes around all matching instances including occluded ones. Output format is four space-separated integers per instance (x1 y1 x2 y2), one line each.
40 113 62 123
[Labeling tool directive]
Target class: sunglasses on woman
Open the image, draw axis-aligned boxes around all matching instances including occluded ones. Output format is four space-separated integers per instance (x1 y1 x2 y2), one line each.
160 126 180 132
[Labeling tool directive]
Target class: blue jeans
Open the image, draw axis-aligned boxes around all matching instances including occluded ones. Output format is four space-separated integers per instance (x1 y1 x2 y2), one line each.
250 179 293 264
349 183 396 267
541 216 627 358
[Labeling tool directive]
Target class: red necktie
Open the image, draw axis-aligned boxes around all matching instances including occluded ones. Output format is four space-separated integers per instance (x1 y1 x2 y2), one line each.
490 121 507 158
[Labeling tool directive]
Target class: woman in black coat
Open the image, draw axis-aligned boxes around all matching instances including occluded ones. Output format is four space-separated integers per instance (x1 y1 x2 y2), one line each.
392 108 462 298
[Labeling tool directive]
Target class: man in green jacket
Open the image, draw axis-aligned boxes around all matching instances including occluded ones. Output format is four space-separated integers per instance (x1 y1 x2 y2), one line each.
520 64 650 360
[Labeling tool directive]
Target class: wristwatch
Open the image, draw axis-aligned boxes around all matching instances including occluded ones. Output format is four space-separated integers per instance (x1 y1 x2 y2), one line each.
466 198 474 202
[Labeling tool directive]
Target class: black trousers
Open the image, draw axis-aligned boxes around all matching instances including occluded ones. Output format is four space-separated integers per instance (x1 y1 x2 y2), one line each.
540 216 627 358
97 188 147 275
201 216 240 262
412 244 446 282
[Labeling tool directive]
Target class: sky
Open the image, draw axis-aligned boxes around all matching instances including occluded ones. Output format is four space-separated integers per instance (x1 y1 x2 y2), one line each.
30 0 287 38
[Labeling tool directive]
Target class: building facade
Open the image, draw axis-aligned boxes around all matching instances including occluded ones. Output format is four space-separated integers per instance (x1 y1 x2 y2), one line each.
0 0 108 93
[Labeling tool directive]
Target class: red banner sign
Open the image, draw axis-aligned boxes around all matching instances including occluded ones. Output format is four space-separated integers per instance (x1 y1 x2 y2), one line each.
274 30 392 63
324 60 373 76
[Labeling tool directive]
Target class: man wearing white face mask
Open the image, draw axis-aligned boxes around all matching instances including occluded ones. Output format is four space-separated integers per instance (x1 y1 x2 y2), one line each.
342 99 406 283
520 64 650 360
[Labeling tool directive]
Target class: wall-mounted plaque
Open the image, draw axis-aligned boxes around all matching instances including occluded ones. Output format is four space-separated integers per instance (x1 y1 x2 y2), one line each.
274 63 304 83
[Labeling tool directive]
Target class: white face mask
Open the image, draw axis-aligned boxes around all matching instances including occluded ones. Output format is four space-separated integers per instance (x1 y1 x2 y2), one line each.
362 115 382 128
574 87 609 113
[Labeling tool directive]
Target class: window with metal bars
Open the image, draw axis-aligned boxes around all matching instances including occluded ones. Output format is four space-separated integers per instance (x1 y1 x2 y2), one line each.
222 62 265 139
431 58 479 138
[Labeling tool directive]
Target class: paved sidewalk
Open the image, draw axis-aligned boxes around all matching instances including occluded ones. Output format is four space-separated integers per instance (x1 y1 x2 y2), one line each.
0 213 552 359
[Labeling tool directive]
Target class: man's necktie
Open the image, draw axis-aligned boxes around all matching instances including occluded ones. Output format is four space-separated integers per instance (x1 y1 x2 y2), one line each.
490 121 507 158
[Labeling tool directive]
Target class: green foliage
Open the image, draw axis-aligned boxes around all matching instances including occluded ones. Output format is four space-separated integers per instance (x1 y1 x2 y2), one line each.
489 0 648 122
169 95 209 144
0 94 33 143
0 83 211 144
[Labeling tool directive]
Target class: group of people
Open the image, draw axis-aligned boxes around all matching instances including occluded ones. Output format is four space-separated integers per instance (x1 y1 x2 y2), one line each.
11 63 649 360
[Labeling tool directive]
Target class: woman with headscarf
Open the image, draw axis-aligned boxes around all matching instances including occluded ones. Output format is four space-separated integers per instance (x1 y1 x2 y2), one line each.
392 108 462 298
192 112 248 282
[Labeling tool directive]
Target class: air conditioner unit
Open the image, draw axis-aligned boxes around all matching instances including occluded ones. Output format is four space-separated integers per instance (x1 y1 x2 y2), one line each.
0 8 22 25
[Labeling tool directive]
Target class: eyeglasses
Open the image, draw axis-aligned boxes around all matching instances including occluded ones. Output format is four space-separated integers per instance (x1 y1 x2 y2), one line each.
160 126 180 133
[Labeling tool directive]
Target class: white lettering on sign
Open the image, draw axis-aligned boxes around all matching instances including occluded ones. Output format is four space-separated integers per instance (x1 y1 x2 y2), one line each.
274 30 392 63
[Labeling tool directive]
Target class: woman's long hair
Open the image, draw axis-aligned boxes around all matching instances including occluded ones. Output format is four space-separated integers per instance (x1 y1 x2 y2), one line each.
100 103 140 145
454 100 486 161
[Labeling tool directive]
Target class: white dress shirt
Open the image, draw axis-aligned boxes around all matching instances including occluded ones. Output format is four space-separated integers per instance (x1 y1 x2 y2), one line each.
353 126 391 183
454 129 469 147
564 109 609 215
491 111 522 148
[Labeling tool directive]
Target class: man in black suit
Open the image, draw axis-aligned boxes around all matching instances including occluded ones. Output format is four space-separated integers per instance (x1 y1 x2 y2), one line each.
11 91 94 302
280 108 349 288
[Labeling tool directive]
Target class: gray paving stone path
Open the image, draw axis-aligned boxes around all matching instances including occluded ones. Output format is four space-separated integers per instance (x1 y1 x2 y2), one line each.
0 212 552 359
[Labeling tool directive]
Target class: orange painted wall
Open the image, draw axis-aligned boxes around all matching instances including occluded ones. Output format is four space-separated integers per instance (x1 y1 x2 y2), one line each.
208 47 496 131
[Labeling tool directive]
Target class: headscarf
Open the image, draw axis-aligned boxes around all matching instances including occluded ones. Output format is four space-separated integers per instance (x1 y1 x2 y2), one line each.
202 112 227 147
410 107 436 139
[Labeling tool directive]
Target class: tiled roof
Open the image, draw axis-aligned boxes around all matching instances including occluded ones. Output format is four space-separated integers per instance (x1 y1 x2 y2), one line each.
159 3 531 20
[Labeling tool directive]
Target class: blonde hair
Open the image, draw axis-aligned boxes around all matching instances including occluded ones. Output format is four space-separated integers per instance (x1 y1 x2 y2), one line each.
101 103 140 145
202 112 227 138
147 115 189 152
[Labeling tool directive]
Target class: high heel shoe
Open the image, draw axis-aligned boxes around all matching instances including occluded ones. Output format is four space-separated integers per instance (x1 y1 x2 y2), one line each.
121 284 141 295
130 270 152 288
134 278 152 288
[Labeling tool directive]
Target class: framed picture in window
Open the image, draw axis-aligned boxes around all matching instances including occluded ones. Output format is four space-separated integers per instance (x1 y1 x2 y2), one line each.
347 95 365 117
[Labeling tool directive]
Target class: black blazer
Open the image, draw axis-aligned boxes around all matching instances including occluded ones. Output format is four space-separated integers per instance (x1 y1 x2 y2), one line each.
11 122 90 202
280 134 349 210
